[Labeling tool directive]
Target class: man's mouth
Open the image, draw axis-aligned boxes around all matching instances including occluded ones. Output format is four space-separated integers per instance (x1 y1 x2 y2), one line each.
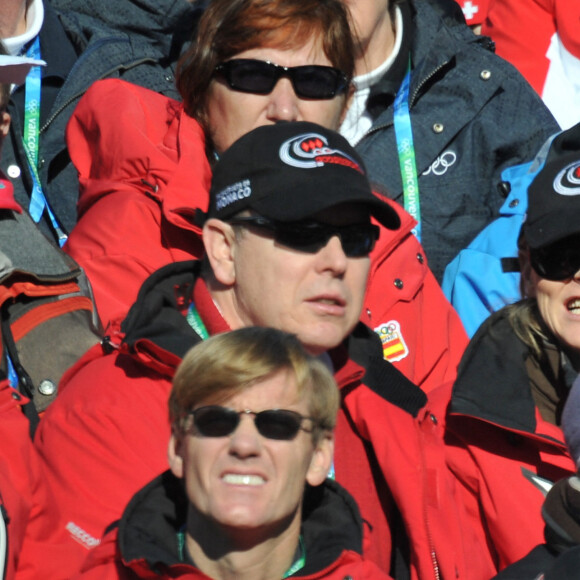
222 474 265 486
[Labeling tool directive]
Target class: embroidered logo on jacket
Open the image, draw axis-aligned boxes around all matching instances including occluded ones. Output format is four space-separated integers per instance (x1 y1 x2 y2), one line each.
374 321 409 362
65 521 101 549
422 151 457 176
279 132 364 173
553 161 580 195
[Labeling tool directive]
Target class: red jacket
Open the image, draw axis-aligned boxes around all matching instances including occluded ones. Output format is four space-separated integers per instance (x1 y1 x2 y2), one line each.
71 474 394 580
0 379 41 580
21 264 486 580
63 79 468 393
429 309 577 574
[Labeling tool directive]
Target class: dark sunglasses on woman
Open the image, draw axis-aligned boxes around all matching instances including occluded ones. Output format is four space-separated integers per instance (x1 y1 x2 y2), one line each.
214 58 350 100
529 234 580 281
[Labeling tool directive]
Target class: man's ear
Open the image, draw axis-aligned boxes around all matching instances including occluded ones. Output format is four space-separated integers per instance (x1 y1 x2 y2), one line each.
305 433 334 487
202 218 237 286
168 433 185 479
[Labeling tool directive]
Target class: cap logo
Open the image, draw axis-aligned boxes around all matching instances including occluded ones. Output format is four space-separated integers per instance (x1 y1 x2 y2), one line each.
553 161 580 196
279 132 364 173
215 179 252 212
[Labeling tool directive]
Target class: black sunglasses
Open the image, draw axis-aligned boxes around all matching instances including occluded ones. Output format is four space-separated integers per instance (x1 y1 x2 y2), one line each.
188 406 314 440
530 235 580 281
214 58 349 100
228 215 379 258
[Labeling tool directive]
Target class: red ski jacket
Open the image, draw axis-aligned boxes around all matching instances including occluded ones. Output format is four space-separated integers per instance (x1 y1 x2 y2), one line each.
20 265 488 580
63 79 468 393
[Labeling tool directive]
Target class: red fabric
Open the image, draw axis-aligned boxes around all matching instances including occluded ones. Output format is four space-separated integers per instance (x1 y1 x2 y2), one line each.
64 79 468 393
429 381 576 573
0 381 40 580
73 528 392 580
0 174 22 213
482 0 580 96
19 290 478 580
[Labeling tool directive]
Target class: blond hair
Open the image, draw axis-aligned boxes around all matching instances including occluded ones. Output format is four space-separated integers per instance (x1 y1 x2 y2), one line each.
169 326 340 442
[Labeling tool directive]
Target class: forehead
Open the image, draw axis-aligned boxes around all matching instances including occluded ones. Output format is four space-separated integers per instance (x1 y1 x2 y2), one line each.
202 370 305 411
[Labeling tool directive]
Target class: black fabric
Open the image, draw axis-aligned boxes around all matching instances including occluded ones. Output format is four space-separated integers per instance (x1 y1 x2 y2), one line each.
121 261 203 359
348 323 427 418
449 308 538 433
118 471 366 576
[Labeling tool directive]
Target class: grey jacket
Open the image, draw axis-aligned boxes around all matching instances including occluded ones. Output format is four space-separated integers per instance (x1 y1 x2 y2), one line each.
1 0 202 238
355 0 559 281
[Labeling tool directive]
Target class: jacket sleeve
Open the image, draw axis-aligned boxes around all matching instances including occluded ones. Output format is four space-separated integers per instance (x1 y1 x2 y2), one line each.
63 79 209 328
17 346 172 580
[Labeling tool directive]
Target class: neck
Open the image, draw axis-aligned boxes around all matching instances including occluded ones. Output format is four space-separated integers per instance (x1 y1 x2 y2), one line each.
206 279 247 331
0 0 29 38
352 7 397 76
185 506 301 580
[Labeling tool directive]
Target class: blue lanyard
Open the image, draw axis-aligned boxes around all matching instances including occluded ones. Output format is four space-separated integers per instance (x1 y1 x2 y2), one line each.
23 38 67 247
393 59 421 241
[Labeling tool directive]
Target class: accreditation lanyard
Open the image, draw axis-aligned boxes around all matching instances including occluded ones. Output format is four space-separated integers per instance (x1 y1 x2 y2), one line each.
23 38 67 247
393 59 421 241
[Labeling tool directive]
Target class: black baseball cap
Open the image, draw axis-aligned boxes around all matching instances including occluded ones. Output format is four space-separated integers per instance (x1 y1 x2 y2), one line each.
200 121 400 230
524 123 580 249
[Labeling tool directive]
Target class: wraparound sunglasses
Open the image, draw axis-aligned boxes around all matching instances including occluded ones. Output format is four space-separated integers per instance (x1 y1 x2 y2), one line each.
214 58 349 100
228 215 380 258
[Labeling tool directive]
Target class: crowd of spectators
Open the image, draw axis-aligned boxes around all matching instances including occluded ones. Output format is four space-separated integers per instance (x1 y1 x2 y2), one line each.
1 0 579 579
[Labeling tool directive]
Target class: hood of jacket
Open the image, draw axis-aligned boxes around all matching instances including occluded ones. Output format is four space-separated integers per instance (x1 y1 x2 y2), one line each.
449 307 568 442
116 471 366 577
50 0 203 61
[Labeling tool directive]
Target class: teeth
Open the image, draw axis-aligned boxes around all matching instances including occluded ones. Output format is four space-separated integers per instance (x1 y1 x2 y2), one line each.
568 299 580 312
222 474 265 486
319 299 337 305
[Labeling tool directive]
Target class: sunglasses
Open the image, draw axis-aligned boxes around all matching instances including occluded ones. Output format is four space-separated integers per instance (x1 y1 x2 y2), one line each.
228 215 379 258
530 236 580 281
188 406 314 440
214 58 349 100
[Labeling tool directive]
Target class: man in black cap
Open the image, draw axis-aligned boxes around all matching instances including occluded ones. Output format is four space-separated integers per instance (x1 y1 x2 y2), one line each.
24 122 473 580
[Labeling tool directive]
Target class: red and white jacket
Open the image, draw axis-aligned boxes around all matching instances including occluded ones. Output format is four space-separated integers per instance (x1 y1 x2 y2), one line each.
63 79 468 394
482 0 580 129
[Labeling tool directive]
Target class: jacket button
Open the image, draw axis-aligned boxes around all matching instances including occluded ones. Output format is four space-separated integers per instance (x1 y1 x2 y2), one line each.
509 198 519 208
39 379 57 396
7 165 21 178
11 391 21 401
497 181 511 198
432 123 444 133
416 253 424 264
480 70 491 80
394 278 404 289
430 414 438 424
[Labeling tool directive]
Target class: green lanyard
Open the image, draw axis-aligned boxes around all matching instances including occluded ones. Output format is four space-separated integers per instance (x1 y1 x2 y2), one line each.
393 58 421 241
176 531 306 577
186 302 209 340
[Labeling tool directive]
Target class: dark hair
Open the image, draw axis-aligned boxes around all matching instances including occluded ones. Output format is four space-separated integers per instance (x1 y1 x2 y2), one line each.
176 0 354 140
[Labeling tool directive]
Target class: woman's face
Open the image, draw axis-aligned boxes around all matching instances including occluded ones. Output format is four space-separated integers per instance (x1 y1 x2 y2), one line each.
530 268 580 352
206 37 349 155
